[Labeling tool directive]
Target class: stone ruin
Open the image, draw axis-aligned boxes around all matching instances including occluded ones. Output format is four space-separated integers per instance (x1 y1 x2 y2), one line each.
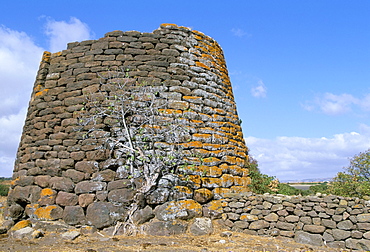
4 24 251 232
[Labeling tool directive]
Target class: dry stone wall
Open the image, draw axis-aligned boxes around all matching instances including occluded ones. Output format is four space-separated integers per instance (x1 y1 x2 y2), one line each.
220 192 370 250
5 24 250 229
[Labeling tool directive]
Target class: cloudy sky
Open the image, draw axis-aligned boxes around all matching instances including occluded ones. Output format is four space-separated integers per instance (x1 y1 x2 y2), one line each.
1 1 370 181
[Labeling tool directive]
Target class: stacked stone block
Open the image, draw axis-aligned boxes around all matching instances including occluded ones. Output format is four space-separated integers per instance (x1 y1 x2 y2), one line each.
220 192 370 250
5 24 250 228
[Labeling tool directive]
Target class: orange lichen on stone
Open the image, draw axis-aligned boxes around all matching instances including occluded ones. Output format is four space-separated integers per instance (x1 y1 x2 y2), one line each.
196 61 210 70
41 51 51 63
209 166 222 177
187 175 201 187
160 23 178 28
52 51 62 57
34 205 58 220
159 109 182 115
173 186 192 194
10 220 31 231
181 141 203 148
10 178 19 186
201 177 221 188
35 89 49 97
221 174 234 187
40 188 54 197
206 199 227 211
213 188 231 198
176 199 202 214
231 186 250 194
190 119 204 125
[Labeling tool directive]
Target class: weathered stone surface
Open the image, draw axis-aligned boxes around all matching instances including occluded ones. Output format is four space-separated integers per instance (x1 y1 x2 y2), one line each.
264 213 279 222
337 220 353 230
332 229 351 240
145 221 187 236
249 220 269 230
78 194 95 207
132 205 154 224
50 177 74 192
154 199 202 221
193 188 213 203
61 230 80 240
189 217 213 235
63 206 85 225
294 231 324 247
107 189 135 205
302 224 325 234
346 238 370 250
56 192 78 206
10 227 35 239
75 181 106 194
357 213 370 222
86 202 114 229
146 188 170 204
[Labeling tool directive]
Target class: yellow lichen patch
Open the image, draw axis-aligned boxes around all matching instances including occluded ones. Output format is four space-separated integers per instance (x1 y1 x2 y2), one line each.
34 205 58 220
193 133 211 140
220 174 234 187
195 61 210 70
194 188 213 203
242 177 252 186
206 199 227 211
158 109 182 115
41 51 51 63
202 157 220 164
201 53 214 61
181 141 203 148
10 178 19 186
201 177 221 188
213 188 231 198
51 51 62 57
209 166 222 177
173 186 192 194
203 143 222 150
178 199 202 213
231 186 250 194
10 220 31 231
160 23 178 28
188 175 201 187
35 89 49 97
40 188 54 197
190 119 204 125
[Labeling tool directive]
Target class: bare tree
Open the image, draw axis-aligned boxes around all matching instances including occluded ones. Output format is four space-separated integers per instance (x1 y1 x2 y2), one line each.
77 67 190 235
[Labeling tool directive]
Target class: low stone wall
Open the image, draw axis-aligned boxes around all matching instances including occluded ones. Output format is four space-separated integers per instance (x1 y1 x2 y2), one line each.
219 192 370 250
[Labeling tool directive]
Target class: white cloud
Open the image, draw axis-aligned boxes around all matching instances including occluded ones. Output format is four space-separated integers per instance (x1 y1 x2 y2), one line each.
0 17 94 177
246 130 370 182
44 17 94 52
251 80 267 98
231 28 250 38
303 92 370 116
0 25 44 177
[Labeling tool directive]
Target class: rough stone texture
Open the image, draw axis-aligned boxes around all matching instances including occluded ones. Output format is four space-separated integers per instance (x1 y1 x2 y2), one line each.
189 217 213 235
145 220 188 236
6 24 250 233
294 231 324 247
220 193 370 250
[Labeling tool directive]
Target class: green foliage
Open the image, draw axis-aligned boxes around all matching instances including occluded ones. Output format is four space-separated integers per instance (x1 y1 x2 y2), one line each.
308 182 328 194
0 184 9 196
327 149 370 198
277 183 302 195
247 158 277 194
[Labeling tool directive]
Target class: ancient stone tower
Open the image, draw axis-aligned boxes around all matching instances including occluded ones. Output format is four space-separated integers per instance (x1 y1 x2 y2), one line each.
5 24 250 230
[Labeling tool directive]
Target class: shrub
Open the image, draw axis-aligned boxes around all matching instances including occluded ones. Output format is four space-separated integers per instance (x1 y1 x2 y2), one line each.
247 157 277 194
327 149 370 198
0 184 9 196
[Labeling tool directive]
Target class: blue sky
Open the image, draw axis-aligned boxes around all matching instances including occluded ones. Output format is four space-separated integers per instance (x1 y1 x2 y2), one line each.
1 0 370 181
